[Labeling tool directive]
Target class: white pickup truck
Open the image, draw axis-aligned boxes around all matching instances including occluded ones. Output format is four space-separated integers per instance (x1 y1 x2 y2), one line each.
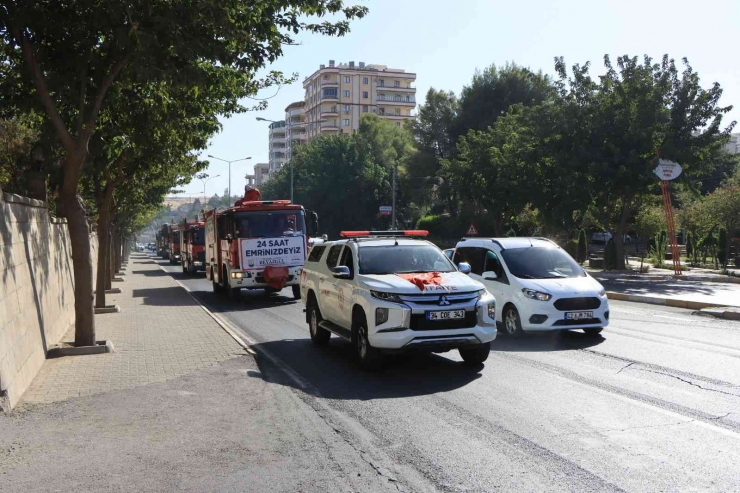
299 231 498 370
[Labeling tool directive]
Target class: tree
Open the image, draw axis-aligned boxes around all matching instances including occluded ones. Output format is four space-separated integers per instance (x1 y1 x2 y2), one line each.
454 62 553 140
0 115 40 191
577 229 588 264
705 181 740 264
1 0 367 346
718 228 728 268
551 55 735 269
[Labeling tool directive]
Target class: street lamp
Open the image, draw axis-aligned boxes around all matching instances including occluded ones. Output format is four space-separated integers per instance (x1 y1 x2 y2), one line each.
198 174 220 204
207 155 251 202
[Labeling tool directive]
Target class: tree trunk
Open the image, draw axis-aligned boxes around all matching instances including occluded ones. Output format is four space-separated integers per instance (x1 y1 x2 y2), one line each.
115 233 122 274
613 200 633 271
95 203 110 309
58 192 96 347
107 230 114 290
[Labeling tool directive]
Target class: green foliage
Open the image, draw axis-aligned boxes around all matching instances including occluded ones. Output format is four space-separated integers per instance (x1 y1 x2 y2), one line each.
718 228 728 267
686 231 694 259
604 239 617 270
0 115 41 191
577 229 587 263
514 204 542 236
649 232 667 268
563 240 578 259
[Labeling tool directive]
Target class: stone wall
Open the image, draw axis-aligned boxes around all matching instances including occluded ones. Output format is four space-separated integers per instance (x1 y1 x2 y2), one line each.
0 190 98 410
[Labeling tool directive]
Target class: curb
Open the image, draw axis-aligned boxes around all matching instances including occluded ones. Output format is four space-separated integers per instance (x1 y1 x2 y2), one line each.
605 291 735 310
697 307 740 321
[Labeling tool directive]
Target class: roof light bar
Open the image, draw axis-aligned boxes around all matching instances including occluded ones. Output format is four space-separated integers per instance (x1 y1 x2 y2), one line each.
340 230 429 238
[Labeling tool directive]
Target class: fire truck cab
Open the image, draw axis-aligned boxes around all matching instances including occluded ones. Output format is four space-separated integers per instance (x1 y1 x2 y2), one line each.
157 225 170 258
205 187 318 300
180 218 206 275
167 224 182 265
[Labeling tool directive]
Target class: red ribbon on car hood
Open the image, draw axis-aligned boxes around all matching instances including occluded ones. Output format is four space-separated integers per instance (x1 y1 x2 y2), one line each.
263 266 290 290
396 272 444 291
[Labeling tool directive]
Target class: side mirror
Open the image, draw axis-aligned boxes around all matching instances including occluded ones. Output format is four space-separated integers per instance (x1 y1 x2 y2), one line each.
226 233 233 242
332 266 351 279
482 270 498 281
458 262 472 275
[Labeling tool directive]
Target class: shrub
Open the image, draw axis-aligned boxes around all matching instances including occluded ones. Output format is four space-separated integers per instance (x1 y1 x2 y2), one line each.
718 228 728 267
685 232 694 259
604 239 617 270
576 229 587 263
649 231 667 268
563 240 578 258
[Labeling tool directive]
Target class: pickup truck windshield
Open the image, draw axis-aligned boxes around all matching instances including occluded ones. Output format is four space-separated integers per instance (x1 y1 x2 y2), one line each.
500 247 586 279
358 245 456 275
234 211 306 239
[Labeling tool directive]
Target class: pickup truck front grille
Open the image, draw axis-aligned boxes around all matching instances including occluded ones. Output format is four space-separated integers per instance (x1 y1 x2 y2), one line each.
399 292 479 306
410 311 477 331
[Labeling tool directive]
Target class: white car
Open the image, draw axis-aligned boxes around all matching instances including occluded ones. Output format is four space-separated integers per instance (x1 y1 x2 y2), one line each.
452 237 609 337
300 231 498 369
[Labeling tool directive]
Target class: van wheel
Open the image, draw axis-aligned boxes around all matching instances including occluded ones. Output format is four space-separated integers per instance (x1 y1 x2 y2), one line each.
356 320 383 371
503 305 523 337
292 285 301 300
459 342 491 365
308 303 330 345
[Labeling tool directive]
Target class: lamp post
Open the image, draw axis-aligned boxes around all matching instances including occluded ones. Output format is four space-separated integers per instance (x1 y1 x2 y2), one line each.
206 155 251 203
198 173 220 204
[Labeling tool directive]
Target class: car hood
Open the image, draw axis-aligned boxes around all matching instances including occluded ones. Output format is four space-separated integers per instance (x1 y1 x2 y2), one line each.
360 271 483 294
522 275 603 296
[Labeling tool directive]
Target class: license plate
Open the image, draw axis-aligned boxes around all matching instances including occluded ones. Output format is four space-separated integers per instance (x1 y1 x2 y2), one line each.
565 311 593 320
427 310 466 321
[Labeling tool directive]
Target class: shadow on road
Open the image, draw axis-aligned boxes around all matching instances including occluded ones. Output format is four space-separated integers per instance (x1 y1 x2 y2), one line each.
600 279 718 297
250 337 483 401
131 269 169 276
491 331 605 352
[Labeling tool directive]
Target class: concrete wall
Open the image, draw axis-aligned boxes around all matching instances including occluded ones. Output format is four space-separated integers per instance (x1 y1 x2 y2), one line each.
0 190 98 410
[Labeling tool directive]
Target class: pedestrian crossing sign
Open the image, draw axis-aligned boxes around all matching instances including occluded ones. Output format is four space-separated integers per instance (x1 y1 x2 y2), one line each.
466 223 478 236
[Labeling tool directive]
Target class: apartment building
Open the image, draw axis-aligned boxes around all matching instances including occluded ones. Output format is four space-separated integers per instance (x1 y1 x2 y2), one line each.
285 101 307 161
268 120 287 175
247 162 271 186
302 60 416 140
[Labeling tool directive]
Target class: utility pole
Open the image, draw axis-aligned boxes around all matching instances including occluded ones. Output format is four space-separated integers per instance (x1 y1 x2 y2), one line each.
391 164 397 230
207 155 251 203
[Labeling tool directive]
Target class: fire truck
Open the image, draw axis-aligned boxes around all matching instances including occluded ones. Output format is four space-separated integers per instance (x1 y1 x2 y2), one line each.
157 224 170 258
180 217 206 275
205 186 318 300
168 223 182 265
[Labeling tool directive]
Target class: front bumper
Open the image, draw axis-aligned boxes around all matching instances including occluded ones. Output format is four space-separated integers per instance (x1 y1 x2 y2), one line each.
368 293 497 350
517 294 610 332
229 266 302 289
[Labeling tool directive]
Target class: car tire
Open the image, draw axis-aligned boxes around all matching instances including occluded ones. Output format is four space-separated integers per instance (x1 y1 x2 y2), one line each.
226 279 239 301
583 327 603 336
459 342 491 365
502 305 524 337
212 268 224 294
308 303 330 345
292 285 301 300
356 319 383 371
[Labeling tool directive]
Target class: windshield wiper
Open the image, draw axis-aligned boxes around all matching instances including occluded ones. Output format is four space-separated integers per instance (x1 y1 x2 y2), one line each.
515 274 535 279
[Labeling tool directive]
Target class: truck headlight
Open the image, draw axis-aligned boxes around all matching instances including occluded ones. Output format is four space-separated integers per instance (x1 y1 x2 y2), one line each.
522 288 552 301
231 272 244 279
370 291 403 304
193 261 203 266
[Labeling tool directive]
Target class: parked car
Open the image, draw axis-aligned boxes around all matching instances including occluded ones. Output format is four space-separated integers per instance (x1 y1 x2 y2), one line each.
591 232 631 244
452 237 609 337
300 230 497 369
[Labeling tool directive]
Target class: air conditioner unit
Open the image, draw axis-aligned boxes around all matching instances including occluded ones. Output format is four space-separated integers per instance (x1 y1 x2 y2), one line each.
320 64 325 69
359 62 365 68
349 61 355 68
329 60 335 67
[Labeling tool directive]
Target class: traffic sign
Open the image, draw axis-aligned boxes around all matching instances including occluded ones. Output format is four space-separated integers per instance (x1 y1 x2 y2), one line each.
653 159 682 181
466 223 479 236
379 205 392 216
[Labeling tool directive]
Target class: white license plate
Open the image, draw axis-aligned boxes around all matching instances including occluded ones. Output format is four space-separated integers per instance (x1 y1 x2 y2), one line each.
565 311 593 320
427 310 466 321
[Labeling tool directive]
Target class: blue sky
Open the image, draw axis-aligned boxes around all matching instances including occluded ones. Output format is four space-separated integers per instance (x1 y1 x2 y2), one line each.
180 0 740 198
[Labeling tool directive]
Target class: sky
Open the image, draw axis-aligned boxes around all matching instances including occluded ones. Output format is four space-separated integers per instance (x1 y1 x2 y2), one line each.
179 0 740 199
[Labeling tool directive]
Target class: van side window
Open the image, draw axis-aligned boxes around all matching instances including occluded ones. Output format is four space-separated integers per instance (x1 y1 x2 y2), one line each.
307 245 326 262
454 247 486 275
325 245 343 269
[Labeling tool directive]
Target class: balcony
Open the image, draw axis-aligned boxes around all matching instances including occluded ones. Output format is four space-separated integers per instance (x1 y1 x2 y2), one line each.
321 121 340 131
321 106 339 116
321 79 339 86
377 95 416 104
321 91 339 101
377 85 415 92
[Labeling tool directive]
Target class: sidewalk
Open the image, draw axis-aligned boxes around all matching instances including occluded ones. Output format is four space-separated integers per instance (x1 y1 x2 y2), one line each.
599 277 740 311
20 253 245 404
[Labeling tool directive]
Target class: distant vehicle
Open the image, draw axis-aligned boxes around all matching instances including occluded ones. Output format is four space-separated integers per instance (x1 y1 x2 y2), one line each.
136 243 145 252
443 248 454 259
180 218 206 275
147 243 156 251
591 232 631 244
452 237 609 337
300 230 497 370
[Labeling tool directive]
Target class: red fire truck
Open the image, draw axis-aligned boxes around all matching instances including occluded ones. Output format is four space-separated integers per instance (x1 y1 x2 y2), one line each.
168 223 182 265
205 186 318 300
180 217 206 275
157 224 169 258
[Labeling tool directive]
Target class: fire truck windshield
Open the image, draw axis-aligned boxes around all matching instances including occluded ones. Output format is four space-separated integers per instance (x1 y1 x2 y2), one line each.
234 211 306 239
171 233 180 244
191 229 205 244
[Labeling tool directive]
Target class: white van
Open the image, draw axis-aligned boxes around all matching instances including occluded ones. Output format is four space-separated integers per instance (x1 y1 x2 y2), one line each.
452 237 609 337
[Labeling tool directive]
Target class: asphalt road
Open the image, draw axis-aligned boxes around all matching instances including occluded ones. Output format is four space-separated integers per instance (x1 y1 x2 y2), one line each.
159 257 740 492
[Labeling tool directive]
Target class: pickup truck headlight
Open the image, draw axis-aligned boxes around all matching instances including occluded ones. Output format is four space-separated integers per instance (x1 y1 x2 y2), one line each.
522 288 552 301
487 300 496 319
370 291 403 304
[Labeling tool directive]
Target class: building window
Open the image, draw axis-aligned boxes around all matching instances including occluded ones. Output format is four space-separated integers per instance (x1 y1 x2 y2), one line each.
362 91 368 99
343 90 350 97
362 77 369 84
323 88 337 98
378 79 384 87
362 105 368 113
394 80 400 87
343 76 350 83
344 104 350 113
343 118 350 126
379 108 385 115
394 108 401 115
